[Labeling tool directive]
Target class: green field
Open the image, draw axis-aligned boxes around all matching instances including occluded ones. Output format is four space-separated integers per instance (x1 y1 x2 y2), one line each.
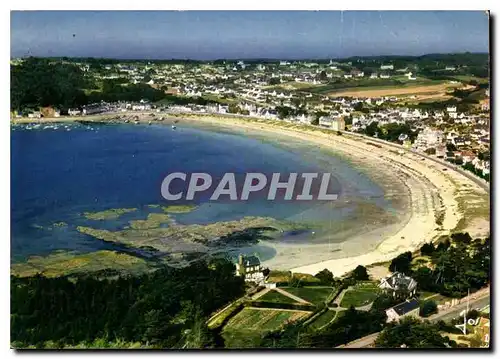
308 310 338 330
258 290 299 304
340 283 380 308
222 307 311 348
352 281 380 290
340 290 379 308
281 286 336 305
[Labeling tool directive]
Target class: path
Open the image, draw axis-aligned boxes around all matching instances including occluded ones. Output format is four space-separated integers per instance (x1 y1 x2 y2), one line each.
333 289 347 306
247 307 313 314
274 288 312 304
355 302 374 311
251 287 271 300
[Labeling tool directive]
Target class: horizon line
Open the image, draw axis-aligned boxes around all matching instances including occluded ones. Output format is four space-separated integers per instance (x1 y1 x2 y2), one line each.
11 51 489 62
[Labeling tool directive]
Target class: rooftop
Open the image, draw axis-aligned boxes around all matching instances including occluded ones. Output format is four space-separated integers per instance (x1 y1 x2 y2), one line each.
391 299 420 316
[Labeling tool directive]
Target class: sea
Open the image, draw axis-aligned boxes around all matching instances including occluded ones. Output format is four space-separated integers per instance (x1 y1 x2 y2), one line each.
11 121 391 263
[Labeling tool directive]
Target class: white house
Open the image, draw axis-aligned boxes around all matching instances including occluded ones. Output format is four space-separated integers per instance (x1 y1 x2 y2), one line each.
28 111 42 119
235 255 265 283
379 272 418 298
319 116 345 131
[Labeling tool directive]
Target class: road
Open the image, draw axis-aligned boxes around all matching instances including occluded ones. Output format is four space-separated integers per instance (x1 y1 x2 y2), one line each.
340 130 490 192
338 293 490 348
430 296 490 323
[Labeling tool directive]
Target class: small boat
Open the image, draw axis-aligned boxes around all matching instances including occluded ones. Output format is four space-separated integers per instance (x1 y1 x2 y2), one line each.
134 120 139 125
172 125 177 130
148 121 152 125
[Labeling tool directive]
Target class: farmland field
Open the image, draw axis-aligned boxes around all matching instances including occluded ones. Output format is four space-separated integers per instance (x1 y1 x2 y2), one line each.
224 307 312 332
222 307 312 348
281 286 336 305
327 82 462 99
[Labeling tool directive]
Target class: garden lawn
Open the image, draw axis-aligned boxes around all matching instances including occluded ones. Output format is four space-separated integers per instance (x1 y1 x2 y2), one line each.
281 286 336 305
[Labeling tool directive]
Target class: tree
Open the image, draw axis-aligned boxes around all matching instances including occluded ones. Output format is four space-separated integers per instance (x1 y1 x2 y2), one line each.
389 252 413 274
451 232 472 245
268 77 280 85
351 265 369 281
228 103 241 114
478 151 490 161
420 242 435 256
419 300 438 317
436 239 451 252
11 258 245 348
375 317 453 348
353 102 367 112
182 312 217 349
446 142 457 152
364 121 379 137
315 269 334 285
11 57 91 111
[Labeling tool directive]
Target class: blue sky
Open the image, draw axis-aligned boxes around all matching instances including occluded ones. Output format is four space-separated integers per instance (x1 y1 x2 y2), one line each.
10 11 489 59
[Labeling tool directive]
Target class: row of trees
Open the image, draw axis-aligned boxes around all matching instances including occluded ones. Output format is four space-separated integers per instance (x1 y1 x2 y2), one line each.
11 257 245 348
362 121 419 143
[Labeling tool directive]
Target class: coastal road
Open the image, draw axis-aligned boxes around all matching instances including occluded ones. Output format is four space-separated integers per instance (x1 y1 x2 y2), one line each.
338 292 490 348
429 296 490 323
340 130 490 192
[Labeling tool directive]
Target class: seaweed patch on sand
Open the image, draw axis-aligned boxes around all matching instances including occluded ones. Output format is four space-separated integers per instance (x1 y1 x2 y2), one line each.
77 215 309 251
82 208 138 221
161 204 198 214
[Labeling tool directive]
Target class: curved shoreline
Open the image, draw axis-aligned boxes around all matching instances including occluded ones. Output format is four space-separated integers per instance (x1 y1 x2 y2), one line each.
165 114 489 276
11 113 490 277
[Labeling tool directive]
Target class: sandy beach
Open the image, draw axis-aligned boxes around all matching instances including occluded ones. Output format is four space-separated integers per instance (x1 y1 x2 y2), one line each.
166 114 490 276
12 113 490 277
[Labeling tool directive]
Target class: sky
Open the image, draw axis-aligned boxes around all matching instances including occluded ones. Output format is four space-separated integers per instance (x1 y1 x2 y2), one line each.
10 11 489 60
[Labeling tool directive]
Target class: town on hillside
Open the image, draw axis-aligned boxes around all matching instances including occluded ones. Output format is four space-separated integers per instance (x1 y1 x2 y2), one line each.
11 54 490 183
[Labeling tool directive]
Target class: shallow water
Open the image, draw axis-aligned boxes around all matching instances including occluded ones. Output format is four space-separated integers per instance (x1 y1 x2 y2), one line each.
11 122 393 262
